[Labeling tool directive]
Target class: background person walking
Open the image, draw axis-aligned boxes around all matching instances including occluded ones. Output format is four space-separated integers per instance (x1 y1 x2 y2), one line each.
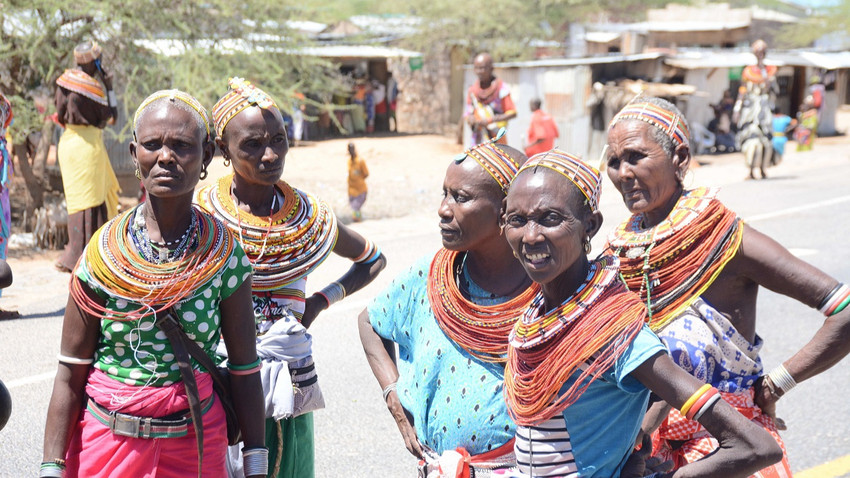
347 142 369 222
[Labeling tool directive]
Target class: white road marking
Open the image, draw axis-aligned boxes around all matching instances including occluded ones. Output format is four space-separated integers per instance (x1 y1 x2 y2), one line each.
745 194 850 222
6 371 54 389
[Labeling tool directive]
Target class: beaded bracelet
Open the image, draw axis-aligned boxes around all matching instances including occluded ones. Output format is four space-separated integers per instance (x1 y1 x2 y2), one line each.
242 446 269 477
229 363 262 376
227 357 262 371
354 241 382 265
819 283 850 316
692 393 722 421
317 281 346 307
39 461 65 478
57 354 94 365
680 384 712 418
685 387 720 420
767 364 797 396
382 382 397 401
831 294 850 317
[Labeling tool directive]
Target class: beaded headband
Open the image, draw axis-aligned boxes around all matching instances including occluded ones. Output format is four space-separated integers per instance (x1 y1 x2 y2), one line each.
517 149 601 213
453 128 519 194
133 89 211 140
609 101 690 148
74 41 102 65
212 77 278 138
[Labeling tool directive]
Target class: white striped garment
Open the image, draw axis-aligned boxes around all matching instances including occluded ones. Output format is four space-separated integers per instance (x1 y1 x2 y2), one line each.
514 415 577 478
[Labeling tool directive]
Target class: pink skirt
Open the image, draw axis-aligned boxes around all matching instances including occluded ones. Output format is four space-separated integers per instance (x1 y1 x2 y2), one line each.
64 369 227 478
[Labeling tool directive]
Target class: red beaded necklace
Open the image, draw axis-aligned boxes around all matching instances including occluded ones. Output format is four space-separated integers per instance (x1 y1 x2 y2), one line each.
428 248 539 363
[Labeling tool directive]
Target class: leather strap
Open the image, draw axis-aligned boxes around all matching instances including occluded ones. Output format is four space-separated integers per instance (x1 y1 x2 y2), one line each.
156 310 205 478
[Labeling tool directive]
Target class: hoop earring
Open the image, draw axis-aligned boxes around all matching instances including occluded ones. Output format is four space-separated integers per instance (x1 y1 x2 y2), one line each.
134 166 142 180
584 238 592 255
199 165 208 180
223 156 231 167
684 169 695 188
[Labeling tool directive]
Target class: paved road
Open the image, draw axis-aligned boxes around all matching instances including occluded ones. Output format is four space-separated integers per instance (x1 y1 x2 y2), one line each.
2 143 849 477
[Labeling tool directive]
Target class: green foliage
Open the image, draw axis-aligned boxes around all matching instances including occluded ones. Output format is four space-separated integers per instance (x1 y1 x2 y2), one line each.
775 0 849 48
0 0 339 142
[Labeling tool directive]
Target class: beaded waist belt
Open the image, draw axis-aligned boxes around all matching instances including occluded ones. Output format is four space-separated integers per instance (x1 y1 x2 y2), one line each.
86 395 214 439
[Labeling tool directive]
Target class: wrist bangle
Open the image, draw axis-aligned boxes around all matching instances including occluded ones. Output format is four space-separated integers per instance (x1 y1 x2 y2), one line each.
107 90 117 108
39 461 65 478
57 354 94 365
767 365 797 396
318 281 346 307
382 382 397 401
242 447 269 476
819 283 850 316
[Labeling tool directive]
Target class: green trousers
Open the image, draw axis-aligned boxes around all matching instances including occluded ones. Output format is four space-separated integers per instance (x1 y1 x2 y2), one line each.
267 413 314 478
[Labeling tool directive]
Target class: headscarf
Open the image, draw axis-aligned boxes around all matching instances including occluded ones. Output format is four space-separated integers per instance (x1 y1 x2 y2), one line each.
609 101 690 149
453 128 519 194
132 89 211 140
74 40 103 65
212 77 278 138
517 149 601 213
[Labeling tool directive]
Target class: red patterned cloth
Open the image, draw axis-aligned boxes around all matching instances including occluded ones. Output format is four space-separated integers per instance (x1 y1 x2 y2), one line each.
651 388 793 478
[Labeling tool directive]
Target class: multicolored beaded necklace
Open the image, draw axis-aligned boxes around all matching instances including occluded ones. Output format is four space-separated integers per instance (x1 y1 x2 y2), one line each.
606 187 743 331
505 255 646 426
195 174 338 291
428 248 539 363
71 205 233 321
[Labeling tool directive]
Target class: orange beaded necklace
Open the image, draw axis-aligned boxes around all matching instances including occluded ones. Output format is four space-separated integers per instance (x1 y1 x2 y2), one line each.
428 248 539 363
606 187 743 331
504 255 646 426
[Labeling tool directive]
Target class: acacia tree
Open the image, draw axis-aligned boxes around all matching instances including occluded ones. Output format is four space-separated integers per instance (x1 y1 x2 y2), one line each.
0 0 341 226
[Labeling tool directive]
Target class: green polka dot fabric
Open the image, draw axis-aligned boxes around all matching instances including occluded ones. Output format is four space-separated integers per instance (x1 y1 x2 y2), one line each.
76 237 252 387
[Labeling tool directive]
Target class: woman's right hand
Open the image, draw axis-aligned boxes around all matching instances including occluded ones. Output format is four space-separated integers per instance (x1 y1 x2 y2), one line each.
386 390 423 459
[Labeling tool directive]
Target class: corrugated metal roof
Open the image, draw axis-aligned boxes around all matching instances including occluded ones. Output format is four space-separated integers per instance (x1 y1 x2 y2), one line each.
632 20 751 33
490 52 663 69
585 31 622 44
298 45 422 59
134 39 421 59
665 50 850 70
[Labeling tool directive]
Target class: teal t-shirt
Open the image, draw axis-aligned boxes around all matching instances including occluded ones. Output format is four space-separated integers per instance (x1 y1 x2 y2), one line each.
368 253 515 455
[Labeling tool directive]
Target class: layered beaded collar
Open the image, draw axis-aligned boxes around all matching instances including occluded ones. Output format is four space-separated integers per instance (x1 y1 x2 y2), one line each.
195 174 338 291
607 187 718 249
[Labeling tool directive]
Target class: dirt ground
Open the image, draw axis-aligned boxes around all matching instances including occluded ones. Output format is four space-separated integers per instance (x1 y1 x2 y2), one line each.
8 103 850 261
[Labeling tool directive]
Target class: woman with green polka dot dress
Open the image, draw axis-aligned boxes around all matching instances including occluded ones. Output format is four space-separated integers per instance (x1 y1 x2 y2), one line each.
41 90 266 478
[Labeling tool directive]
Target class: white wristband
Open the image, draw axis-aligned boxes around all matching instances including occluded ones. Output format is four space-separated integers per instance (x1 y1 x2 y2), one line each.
382 382 397 401
767 365 797 396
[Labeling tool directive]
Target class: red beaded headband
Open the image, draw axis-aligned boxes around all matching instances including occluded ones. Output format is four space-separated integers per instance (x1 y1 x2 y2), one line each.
518 149 601 213
610 102 690 148
454 128 519 194
212 77 278 138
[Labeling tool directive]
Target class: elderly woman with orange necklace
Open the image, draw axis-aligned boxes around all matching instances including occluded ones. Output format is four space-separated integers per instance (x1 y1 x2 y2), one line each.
499 149 781 477
195 78 386 478
603 97 850 475
41 90 266 478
